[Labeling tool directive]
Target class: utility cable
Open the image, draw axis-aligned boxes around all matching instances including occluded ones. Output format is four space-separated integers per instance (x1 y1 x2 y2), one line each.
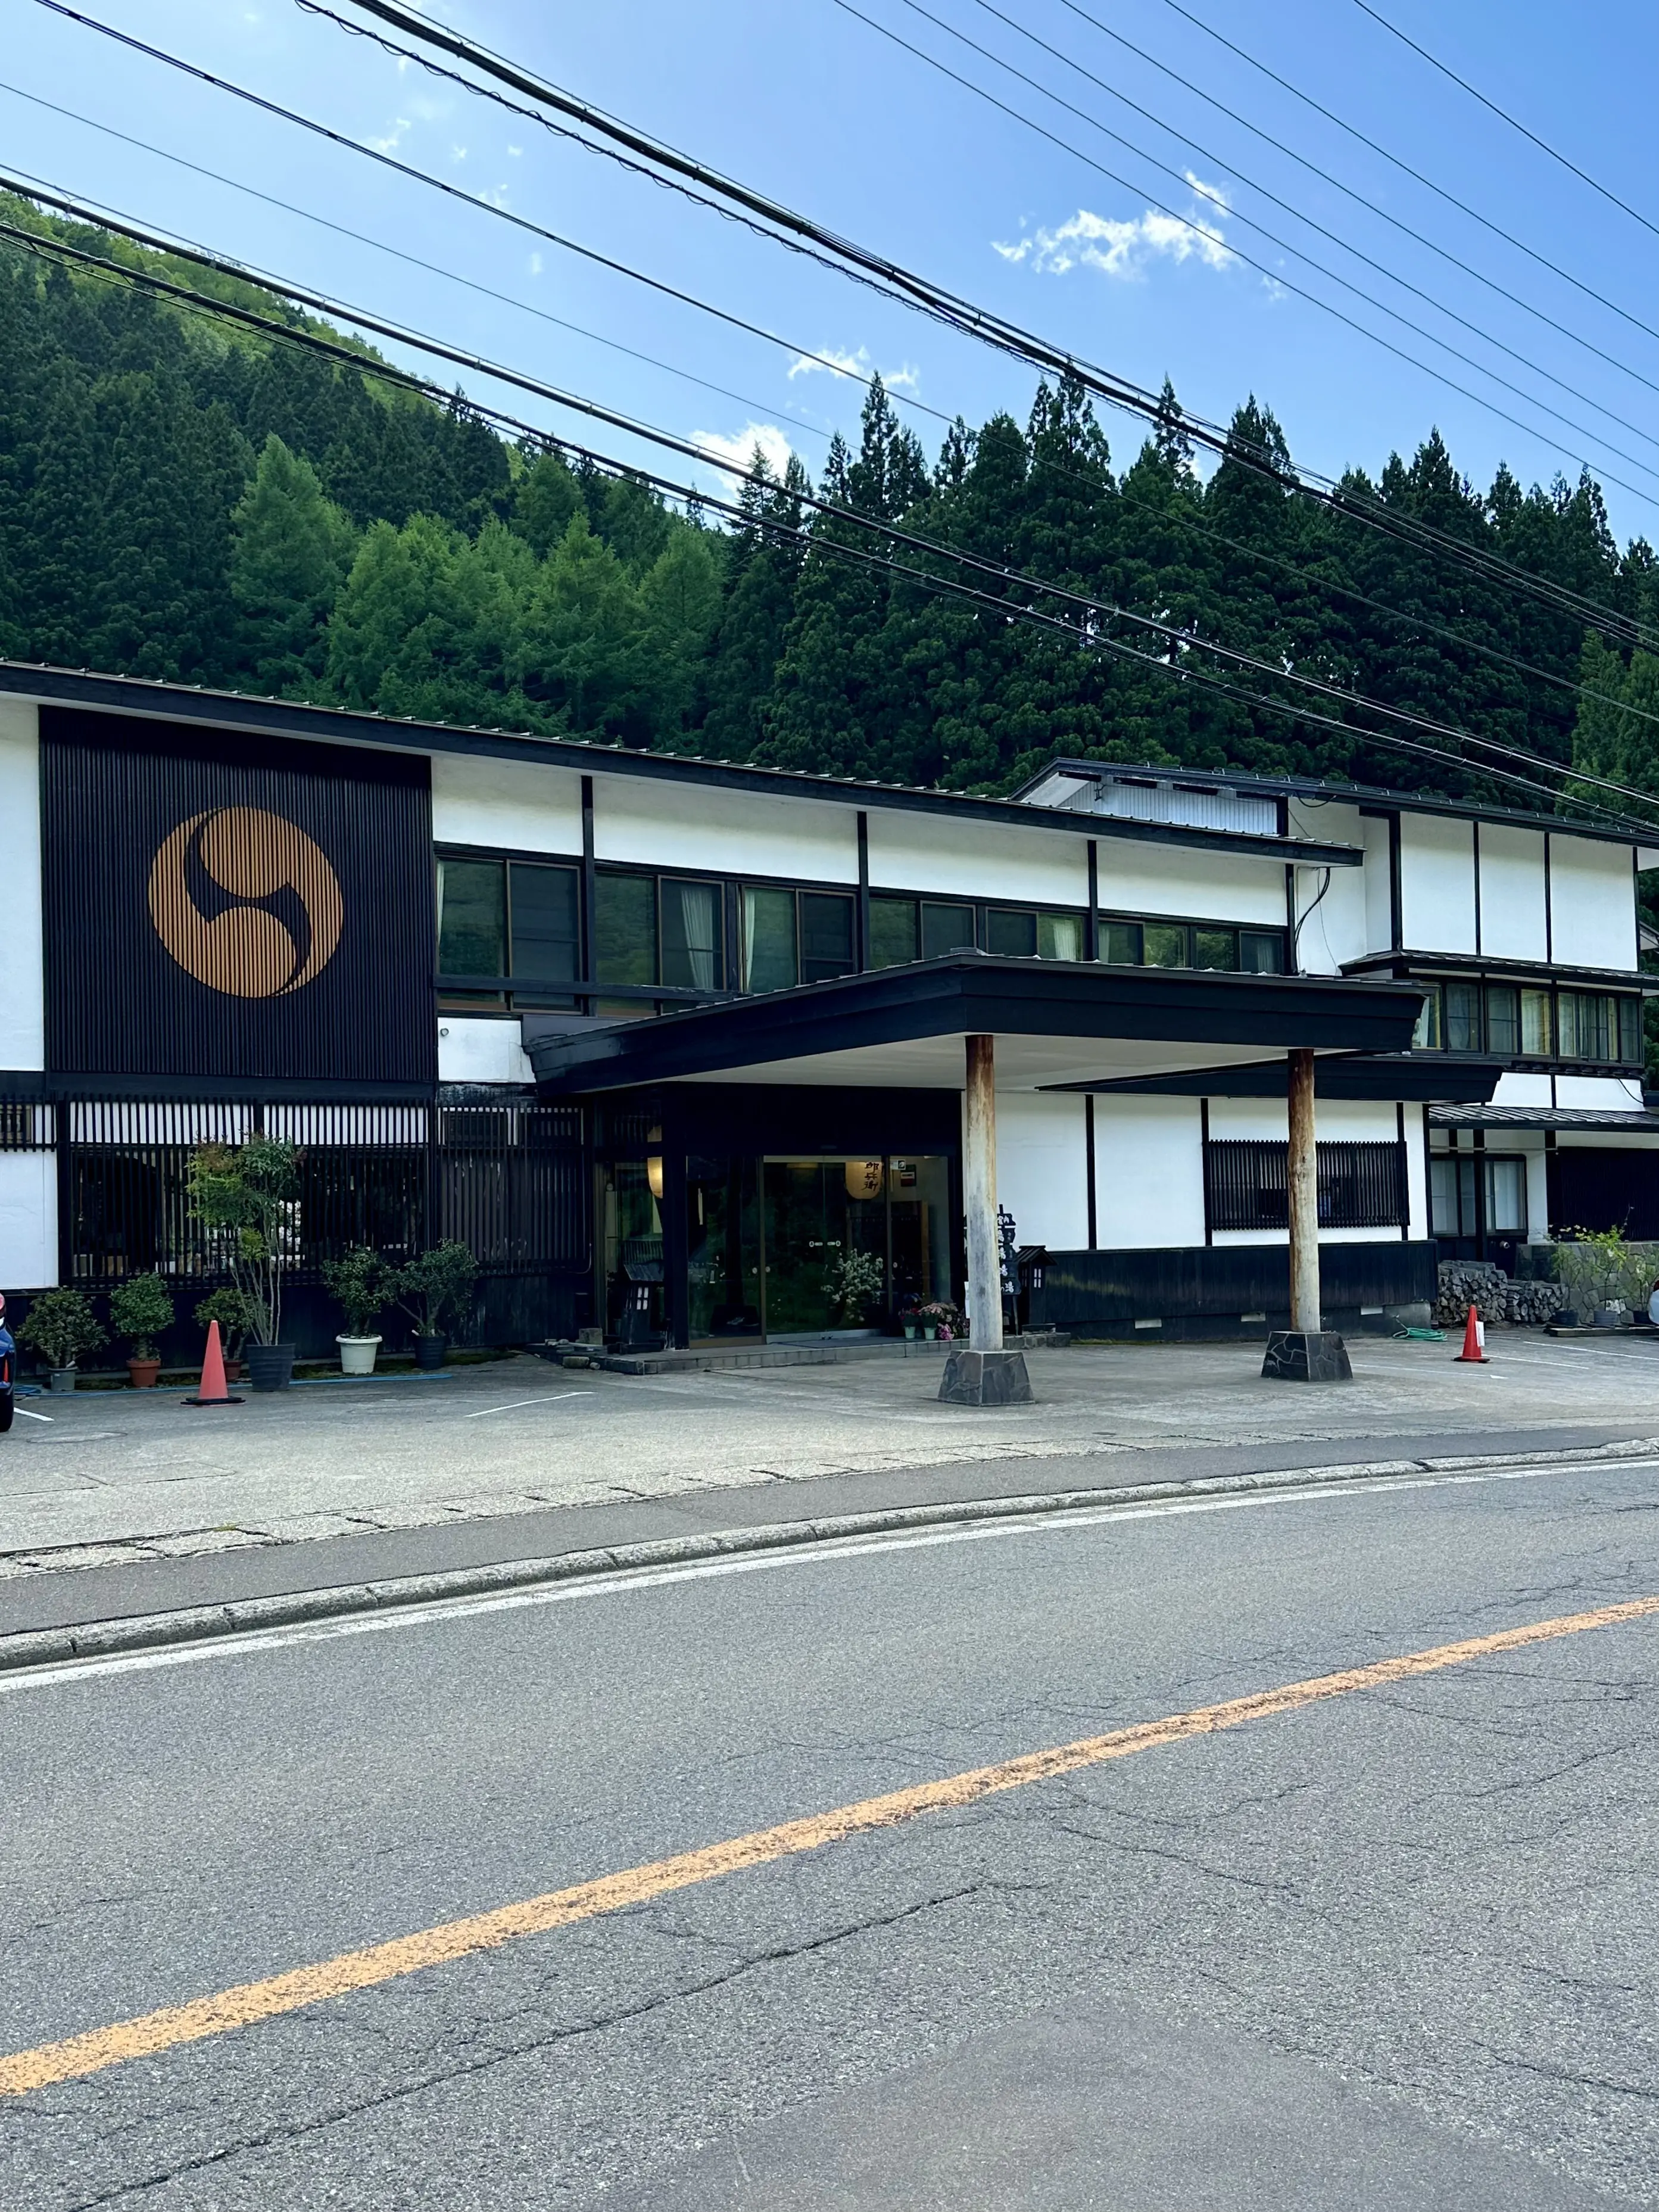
837 0 1659 499
959 0 1659 429
1154 0 1659 348
5 189 1654 830
1028 0 1659 392
8 80 1649 744
1352 0 1659 246
297 0 1659 650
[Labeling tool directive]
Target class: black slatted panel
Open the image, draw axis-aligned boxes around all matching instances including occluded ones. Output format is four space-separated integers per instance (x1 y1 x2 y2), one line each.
1205 1139 1408 1232
41 707 435 1085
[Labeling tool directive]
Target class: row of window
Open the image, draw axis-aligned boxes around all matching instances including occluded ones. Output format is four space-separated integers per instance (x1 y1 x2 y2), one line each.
437 857 1295 1004
1430 1154 1528 1239
1412 979 1642 1065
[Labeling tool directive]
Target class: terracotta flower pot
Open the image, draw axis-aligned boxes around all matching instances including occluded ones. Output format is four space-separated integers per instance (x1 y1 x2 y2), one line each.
127 1357 162 1389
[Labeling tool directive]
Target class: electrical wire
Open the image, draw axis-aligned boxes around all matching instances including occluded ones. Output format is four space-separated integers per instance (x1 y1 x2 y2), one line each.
960 0 1659 428
1153 0 1659 348
4 186 1655 833
837 0 1659 500
8 75 1652 745
1352 0 1659 247
295 0 1659 652
1030 0 1659 392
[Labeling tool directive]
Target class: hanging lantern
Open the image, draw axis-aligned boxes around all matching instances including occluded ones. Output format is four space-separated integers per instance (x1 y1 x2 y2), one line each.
647 1130 665 1201
845 1158 884 1201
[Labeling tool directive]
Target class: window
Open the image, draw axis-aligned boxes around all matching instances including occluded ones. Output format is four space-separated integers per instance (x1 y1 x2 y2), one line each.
1557 991 1639 1063
1431 1151 1529 1238
1445 980 1482 1053
869 897 920 968
1485 985 1519 1057
741 887 797 992
1098 914 1287 976
595 871 656 987
1205 1140 1407 1230
986 907 1037 958
921 901 975 959
1412 986 1442 1050
1620 995 1644 1063
1521 989 1552 1055
1430 1154 1476 1237
661 879 724 991
1486 1157 1528 1235
438 856 580 1007
1038 913 1084 961
801 893 855 984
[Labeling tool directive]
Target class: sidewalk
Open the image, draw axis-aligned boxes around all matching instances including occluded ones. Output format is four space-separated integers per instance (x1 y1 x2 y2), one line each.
2 1333 1655 1587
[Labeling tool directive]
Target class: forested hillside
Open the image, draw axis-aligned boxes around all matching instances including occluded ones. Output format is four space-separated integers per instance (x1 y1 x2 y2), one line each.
4 201 1658 811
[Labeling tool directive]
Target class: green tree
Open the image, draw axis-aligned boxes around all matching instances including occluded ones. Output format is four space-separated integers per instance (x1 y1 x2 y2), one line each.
230 433 357 691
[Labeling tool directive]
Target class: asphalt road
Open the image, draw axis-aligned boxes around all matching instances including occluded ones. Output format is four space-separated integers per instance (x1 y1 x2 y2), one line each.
5 1450 1659 2208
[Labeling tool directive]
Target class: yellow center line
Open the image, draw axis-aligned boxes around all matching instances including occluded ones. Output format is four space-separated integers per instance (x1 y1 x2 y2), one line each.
5 1589 1656 2099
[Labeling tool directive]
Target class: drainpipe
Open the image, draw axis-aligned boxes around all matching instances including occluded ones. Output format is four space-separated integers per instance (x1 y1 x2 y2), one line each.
1287 1048 1321 1333
963 1033 1003 1354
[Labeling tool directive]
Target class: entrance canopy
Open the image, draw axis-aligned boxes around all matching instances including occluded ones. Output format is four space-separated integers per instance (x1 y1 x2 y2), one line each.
523 954 1429 1096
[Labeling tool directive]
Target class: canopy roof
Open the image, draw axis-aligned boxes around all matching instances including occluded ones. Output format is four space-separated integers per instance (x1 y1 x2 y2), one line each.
523 954 1428 1097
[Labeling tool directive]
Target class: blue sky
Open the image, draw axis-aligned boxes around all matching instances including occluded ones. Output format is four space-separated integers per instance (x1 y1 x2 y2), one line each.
7 0 1658 544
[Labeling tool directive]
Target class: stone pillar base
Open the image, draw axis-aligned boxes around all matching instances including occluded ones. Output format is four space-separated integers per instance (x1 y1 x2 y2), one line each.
1262 1330 1352 1383
938 1348 1034 1406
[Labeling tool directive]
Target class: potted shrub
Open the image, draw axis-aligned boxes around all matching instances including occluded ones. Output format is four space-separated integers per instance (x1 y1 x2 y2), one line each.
187 1136 303 1390
322 1246 395 1375
194 1289 253 1382
16 1287 105 1392
916 1300 962 1344
394 1240 478 1369
109 1273 174 1388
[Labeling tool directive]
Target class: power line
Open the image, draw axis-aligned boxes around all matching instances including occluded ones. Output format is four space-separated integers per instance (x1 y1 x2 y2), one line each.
298 0 1659 653
1153 0 1659 350
1029 0 1659 397
838 0 1659 501
962 0 1659 429
24 0 1659 651
7 86 1650 748
1352 0 1659 246
4 188 1654 831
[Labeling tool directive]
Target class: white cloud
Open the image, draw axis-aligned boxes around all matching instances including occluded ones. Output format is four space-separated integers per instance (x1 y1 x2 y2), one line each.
995 174 1236 281
528 252 542 277
693 423 797 484
787 344 920 393
368 117 412 155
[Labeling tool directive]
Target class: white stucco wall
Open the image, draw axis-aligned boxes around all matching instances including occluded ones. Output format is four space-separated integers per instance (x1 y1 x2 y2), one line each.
437 1017 537 1085
0 1149 55 1290
0 698 44 1071
431 752 583 856
992 1093 1089 1251
1549 835 1636 970
869 811 1084 905
602 780 859 884
1093 842 1287 926
1361 814 1394 955
1090 1098 1206 1249
1399 813 1476 953
1477 823 1548 962
1295 856 1366 973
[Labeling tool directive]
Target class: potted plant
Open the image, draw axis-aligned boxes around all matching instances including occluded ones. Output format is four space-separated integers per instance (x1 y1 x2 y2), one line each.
194 1288 253 1381
109 1273 174 1388
820 1242 886 1329
187 1136 303 1390
916 1299 962 1344
394 1240 478 1369
15 1287 105 1392
322 1245 395 1375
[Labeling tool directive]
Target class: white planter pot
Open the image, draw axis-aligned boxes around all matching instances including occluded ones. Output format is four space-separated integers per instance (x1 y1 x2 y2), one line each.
337 1334 382 1376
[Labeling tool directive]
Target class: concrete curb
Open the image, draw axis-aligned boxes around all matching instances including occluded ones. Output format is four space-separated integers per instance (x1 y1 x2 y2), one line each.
4 1436 1657 1676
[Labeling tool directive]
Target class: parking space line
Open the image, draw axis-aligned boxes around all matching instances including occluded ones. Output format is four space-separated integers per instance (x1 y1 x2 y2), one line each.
461 1391 593 1419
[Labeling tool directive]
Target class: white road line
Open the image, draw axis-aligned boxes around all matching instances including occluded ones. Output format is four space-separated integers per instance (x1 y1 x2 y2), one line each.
13 1408 52 1423
7 1454 1657 1696
461 1392 593 1420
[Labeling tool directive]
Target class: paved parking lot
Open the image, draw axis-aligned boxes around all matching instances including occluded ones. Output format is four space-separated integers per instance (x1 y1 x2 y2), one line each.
3 1329 1657 1579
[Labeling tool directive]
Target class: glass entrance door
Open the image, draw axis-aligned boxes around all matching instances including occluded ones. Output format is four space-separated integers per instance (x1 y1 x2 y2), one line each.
760 1160 889 1336
688 1155 762 1338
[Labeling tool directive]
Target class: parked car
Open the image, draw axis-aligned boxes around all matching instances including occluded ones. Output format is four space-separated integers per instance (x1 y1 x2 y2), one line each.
0 1294 14 1432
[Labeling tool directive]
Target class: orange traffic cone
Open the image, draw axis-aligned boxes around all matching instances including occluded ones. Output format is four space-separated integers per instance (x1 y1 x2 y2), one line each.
1454 1303 1489 1363
185 1320 243 1406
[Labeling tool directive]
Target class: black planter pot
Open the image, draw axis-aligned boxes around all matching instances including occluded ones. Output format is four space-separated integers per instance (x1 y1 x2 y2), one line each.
245 1342 297 1392
414 1333 448 1370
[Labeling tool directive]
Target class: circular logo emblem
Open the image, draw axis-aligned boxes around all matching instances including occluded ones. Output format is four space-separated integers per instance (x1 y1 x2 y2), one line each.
147 807 344 998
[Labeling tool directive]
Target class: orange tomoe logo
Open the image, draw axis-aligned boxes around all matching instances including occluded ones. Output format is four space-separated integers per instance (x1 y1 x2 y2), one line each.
146 808 344 998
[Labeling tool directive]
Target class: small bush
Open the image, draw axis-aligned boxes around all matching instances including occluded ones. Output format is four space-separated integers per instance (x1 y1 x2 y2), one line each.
322 1247 396 1337
194 1288 254 1358
110 1274 174 1361
17 1288 106 1370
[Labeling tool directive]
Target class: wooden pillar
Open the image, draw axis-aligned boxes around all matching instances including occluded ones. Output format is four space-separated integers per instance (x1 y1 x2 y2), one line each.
963 1033 1002 1353
1287 1048 1320 1334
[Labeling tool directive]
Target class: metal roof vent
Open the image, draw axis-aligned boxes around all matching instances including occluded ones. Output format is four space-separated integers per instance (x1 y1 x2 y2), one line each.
1071 774 1280 836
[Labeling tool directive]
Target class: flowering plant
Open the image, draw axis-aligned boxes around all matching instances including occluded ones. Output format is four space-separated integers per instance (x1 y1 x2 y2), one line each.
917 1300 963 1341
